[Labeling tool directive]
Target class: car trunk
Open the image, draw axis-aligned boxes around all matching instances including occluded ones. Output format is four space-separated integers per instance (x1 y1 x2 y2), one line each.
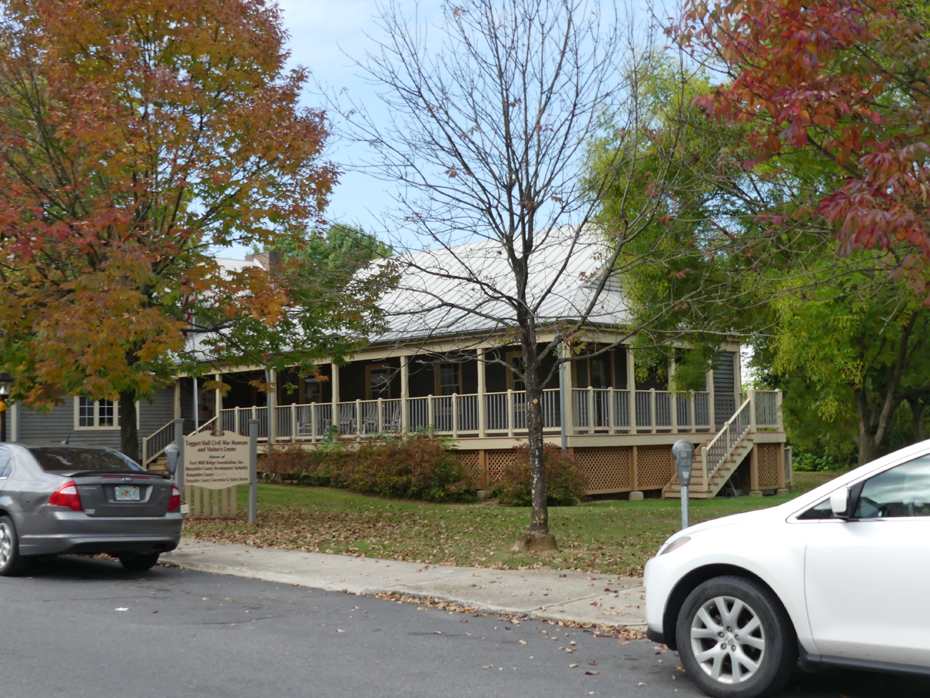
68 472 172 518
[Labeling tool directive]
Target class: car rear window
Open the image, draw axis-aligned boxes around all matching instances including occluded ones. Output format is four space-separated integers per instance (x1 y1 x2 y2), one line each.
29 447 145 473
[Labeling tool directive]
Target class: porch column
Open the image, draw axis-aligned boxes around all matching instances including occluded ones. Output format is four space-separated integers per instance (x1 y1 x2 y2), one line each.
214 373 223 435
561 342 574 438
627 347 637 431
173 381 182 419
477 348 487 437
400 355 409 432
669 358 678 432
331 363 341 433
707 367 716 430
268 368 278 444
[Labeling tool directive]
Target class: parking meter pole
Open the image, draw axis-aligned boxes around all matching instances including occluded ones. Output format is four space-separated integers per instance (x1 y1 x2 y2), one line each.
682 484 690 529
248 419 258 525
672 439 696 532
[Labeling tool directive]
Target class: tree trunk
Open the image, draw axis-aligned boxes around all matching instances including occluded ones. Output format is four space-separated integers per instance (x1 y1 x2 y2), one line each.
119 390 140 463
515 337 558 552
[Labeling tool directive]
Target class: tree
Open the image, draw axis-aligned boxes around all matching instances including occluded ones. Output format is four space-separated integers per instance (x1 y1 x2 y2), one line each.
341 0 692 549
0 0 347 460
677 0 930 292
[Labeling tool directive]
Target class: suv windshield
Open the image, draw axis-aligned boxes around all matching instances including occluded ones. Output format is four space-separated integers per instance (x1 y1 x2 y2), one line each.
29 447 145 473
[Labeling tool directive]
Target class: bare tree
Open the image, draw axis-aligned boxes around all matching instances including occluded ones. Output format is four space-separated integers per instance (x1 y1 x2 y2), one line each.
339 0 689 549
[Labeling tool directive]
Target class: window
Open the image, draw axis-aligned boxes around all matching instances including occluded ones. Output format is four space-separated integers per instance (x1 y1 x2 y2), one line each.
0 450 11 479
304 377 321 403
506 352 525 391
366 365 392 400
853 455 930 519
76 398 118 429
435 363 461 395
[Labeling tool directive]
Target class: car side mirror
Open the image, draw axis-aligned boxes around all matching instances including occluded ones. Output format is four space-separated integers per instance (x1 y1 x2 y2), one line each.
830 487 850 519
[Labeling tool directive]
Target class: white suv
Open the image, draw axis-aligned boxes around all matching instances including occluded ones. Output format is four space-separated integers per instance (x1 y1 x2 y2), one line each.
644 440 930 698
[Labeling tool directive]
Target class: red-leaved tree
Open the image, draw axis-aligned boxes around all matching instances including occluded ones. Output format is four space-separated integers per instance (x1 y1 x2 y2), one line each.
678 0 930 290
0 0 339 459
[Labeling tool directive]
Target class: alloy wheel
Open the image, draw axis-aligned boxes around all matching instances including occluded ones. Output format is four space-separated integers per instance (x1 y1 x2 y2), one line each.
689 594 766 685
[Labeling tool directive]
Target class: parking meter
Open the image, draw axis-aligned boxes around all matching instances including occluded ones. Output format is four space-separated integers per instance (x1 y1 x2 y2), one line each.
672 439 696 530
165 443 180 479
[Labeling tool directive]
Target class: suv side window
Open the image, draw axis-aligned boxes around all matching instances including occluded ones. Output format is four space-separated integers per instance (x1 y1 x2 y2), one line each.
854 455 930 519
0 450 11 479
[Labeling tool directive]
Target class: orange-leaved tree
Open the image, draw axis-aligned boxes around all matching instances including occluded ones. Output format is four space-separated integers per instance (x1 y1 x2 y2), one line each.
0 0 339 459
677 0 930 290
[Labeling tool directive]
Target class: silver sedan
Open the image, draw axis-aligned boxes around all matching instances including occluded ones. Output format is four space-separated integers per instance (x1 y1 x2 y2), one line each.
0 443 182 575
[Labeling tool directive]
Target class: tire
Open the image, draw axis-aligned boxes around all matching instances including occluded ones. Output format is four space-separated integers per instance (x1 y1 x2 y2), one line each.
0 515 30 577
676 576 797 698
118 552 160 572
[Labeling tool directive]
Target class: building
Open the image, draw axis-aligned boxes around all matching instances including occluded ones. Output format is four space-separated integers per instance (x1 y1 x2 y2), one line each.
10 232 789 498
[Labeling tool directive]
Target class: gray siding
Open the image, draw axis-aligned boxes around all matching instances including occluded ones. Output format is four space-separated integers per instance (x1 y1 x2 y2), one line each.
15 387 176 451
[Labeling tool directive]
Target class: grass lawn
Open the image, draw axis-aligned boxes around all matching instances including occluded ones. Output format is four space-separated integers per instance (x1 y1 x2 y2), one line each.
182 471 841 577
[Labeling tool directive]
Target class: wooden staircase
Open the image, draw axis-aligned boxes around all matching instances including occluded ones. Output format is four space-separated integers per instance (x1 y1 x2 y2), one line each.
663 396 755 500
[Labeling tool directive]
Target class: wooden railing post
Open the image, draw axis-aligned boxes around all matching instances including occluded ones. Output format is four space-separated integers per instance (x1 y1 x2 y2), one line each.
748 388 757 432
452 393 459 437
629 389 637 432
587 386 594 432
608 387 616 432
507 389 515 437
355 399 362 437
671 390 678 433
776 389 784 431
650 388 657 434
291 404 297 443
427 394 434 430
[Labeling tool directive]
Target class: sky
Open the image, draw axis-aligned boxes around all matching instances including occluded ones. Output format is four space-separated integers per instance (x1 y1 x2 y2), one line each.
218 0 440 259
263 1 439 253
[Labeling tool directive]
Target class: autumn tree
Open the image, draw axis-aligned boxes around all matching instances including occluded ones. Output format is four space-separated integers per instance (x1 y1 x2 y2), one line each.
341 0 694 549
678 0 930 291
0 0 357 460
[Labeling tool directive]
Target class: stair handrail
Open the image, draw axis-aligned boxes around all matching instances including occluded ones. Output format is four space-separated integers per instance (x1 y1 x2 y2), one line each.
141 416 217 466
702 396 754 482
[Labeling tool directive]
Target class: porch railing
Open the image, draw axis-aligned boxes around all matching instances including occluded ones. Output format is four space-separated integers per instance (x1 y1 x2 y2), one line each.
214 388 780 444
572 388 730 433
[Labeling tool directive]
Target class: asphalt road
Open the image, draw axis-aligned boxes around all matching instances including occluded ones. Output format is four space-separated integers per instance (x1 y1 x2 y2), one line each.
0 556 927 698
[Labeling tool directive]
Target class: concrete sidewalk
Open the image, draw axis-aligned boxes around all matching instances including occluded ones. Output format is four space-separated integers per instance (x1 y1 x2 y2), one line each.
164 539 646 631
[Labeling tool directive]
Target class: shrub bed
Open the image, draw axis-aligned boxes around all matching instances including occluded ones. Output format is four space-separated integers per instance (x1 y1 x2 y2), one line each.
492 443 587 506
267 435 476 502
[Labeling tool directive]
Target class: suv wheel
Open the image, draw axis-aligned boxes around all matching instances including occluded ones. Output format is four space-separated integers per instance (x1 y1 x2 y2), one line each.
676 576 796 698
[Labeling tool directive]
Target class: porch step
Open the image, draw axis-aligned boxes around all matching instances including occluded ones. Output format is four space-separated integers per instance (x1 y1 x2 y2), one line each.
663 440 753 499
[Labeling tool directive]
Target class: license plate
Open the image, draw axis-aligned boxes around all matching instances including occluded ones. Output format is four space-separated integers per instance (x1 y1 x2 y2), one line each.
114 485 141 501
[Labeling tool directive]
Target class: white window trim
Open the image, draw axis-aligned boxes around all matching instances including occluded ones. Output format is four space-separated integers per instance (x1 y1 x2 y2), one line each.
73 397 140 430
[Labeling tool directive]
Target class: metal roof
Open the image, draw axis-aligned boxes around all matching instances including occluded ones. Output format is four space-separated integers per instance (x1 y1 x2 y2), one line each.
372 226 630 344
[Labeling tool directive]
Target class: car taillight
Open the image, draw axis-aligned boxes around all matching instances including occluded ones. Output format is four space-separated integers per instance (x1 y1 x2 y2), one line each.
48 481 83 512
168 483 181 512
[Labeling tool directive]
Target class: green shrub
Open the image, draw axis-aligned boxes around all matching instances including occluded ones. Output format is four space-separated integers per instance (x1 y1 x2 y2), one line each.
492 443 587 506
296 434 476 502
793 451 852 472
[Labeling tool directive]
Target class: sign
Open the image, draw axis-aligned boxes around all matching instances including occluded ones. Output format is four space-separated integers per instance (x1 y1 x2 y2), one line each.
183 430 250 489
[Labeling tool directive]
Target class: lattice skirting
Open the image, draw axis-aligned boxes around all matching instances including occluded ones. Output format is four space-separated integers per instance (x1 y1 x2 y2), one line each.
478 446 674 495
455 450 482 487
637 446 675 490
573 447 631 494
757 443 782 488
